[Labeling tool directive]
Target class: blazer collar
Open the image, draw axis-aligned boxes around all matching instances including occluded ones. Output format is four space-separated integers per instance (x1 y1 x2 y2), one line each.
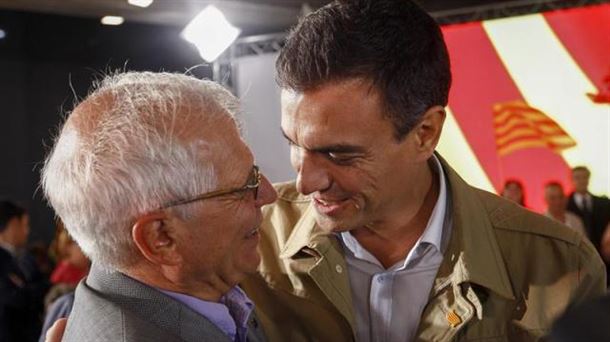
86 265 233 342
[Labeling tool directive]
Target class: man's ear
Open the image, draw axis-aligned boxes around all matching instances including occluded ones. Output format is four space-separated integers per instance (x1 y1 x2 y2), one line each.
413 105 446 158
131 213 182 266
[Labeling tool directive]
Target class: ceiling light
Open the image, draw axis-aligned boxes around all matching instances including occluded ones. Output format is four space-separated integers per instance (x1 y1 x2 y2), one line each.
127 0 153 8
0 29 5 40
181 5 240 63
101 16 125 26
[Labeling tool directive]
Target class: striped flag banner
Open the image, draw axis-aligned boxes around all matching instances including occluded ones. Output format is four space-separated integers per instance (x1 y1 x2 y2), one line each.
438 3 610 212
493 100 576 157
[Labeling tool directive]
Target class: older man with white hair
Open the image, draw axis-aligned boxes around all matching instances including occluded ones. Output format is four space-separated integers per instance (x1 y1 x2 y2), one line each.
41 72 276 342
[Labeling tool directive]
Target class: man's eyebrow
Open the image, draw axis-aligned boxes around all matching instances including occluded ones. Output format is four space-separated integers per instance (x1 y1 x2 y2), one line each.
280 129 365 154
314 144 366 154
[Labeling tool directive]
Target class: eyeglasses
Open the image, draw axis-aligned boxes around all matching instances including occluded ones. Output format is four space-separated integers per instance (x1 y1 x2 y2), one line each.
160 165 261 209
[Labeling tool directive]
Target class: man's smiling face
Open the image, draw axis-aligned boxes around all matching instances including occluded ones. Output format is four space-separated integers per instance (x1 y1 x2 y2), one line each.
281 78 427 233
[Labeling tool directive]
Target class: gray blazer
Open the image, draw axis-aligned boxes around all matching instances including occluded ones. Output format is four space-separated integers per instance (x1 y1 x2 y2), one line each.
62 265 267 342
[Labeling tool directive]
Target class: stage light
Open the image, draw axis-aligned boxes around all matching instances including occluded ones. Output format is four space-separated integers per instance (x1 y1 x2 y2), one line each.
127 0 153 8
101 16 125 26
0 29 5 40
181 5 240 63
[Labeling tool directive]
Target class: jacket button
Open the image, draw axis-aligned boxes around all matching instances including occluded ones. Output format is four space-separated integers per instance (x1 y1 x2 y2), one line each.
335 265 343 273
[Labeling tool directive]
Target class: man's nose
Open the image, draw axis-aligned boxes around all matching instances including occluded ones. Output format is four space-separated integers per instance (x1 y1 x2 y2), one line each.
295 152 331 196
255 175 277 207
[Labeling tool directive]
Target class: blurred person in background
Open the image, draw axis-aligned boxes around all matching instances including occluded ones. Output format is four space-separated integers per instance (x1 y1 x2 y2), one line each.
49 221 89 288
567 166 610 248
39 222 90 341
567 166 610 286
501 179 527 207
0 200 42 341
550 293 610 342
544 182 586 236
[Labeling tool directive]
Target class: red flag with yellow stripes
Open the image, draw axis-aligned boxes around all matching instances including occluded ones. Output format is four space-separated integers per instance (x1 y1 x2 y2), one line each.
492 100 576 157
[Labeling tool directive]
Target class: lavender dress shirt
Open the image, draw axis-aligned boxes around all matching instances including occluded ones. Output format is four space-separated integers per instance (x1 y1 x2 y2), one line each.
160 286 254 342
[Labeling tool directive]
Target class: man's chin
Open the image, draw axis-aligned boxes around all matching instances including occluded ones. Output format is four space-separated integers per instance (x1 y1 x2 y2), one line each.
314 215 356 234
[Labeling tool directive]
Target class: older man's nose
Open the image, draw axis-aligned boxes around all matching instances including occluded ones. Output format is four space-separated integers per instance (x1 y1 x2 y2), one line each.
255 175 277 207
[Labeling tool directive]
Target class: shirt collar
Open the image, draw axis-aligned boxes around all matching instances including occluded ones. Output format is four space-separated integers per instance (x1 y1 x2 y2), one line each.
339 155 448 268
575 192 592 208
159 286 253 341
432 154 514 300
417 155 448 252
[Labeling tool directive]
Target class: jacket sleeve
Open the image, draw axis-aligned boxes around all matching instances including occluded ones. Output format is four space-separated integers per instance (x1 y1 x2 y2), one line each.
571 236 607 305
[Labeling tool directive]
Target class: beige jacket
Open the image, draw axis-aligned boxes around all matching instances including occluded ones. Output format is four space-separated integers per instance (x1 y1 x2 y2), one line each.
241 157 606 341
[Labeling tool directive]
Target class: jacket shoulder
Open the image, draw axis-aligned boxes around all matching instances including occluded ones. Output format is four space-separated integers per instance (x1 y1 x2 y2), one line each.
475 188 583 245
64 282 185 342
473 188 606 305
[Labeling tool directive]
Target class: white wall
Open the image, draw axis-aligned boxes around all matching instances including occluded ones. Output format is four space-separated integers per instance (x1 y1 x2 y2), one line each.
233 53 296 183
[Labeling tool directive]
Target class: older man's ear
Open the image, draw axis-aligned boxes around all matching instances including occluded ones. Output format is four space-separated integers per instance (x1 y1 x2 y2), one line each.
132 213 183 266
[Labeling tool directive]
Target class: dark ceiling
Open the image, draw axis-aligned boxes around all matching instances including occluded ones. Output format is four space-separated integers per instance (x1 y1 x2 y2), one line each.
0 0 536 36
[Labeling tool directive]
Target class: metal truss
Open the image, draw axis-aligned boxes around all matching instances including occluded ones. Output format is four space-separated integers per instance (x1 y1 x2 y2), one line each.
214 0 609 89
432 0 610 24
212 33 285 90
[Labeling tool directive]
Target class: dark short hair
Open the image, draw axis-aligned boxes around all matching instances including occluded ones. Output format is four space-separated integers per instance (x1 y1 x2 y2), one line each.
276 0 452 139
0 200 26 233
572 166 590 176
544 181 564 191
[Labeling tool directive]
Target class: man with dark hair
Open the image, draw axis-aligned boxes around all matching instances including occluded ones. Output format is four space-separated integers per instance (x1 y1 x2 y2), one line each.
567 166 610 286
567 166 610 248
241 1 606 341
0 200 40 341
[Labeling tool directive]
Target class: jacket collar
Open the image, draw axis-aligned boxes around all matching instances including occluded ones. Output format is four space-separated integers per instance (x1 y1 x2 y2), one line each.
279 204 327 259
279 152 515 301
434 154 515 300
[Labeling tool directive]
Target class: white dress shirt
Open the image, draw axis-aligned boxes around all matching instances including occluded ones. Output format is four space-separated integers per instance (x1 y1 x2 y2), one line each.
339 156 451 342
574 192 592 212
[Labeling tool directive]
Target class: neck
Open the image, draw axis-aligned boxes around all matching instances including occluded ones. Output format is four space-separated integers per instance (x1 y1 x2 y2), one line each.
126 264 231 303
549 210 565 222
351 163 440 268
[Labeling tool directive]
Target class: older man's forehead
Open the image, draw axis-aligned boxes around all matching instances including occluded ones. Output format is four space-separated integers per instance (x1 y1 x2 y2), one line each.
68 91 116 132
70 88 234 134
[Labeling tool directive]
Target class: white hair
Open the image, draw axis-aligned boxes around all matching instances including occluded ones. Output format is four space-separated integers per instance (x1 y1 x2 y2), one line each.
41 71 241 271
